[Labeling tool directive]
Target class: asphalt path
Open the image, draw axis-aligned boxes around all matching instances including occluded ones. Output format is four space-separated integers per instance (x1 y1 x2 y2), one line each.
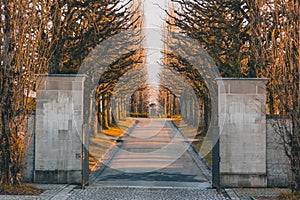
91 118 211 189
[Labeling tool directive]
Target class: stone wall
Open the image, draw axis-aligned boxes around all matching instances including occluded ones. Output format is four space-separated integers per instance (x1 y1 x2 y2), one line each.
217 78 268 187
266 119 292 187
34 75 86 184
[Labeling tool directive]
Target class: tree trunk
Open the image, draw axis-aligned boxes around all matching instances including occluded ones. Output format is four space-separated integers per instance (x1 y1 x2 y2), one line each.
181 95 187 122
202 95 210 135
1 92 13 184
102 97 109 130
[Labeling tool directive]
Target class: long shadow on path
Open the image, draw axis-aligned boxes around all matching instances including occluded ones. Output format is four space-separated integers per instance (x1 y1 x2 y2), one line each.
90 118 211 188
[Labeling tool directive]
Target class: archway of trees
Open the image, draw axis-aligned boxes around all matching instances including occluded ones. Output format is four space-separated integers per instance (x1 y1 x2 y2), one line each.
0 0 145 185
129 85 149 118
76 31 147 171
0 0 298 194
158 86 181 119
158 17 226 185
165 0 299 192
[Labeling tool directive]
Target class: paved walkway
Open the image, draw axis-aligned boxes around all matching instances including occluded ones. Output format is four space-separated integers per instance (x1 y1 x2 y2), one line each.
86 118 228 199
91 119 211 186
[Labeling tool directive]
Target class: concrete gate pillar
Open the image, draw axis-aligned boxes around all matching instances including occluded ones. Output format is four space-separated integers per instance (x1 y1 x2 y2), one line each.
216 78 268 187
34 74 86 184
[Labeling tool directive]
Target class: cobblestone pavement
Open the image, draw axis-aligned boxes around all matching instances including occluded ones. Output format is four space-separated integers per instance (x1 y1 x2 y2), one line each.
0 185 230 200
67 186 229 200
1 185 291 200
231 188 291 200
0 184 74 200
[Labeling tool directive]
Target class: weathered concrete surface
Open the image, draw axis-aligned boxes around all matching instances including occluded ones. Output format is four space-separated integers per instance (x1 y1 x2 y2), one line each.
266 119 292 187
34 75 86 184
91 118 211 189
217 78 268 187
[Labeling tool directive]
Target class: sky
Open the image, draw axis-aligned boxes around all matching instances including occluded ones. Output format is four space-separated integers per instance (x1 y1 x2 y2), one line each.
143 0 167 88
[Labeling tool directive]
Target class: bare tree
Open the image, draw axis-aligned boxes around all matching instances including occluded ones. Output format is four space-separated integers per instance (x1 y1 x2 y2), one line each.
0 0 145 185
167 0 300 193
167 0 253 77
48 0 141 74
0 0 55 185
249 0 300 193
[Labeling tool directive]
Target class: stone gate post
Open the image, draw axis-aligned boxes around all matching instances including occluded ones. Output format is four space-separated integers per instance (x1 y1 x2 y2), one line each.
216 78 268 187
34 74 86 184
